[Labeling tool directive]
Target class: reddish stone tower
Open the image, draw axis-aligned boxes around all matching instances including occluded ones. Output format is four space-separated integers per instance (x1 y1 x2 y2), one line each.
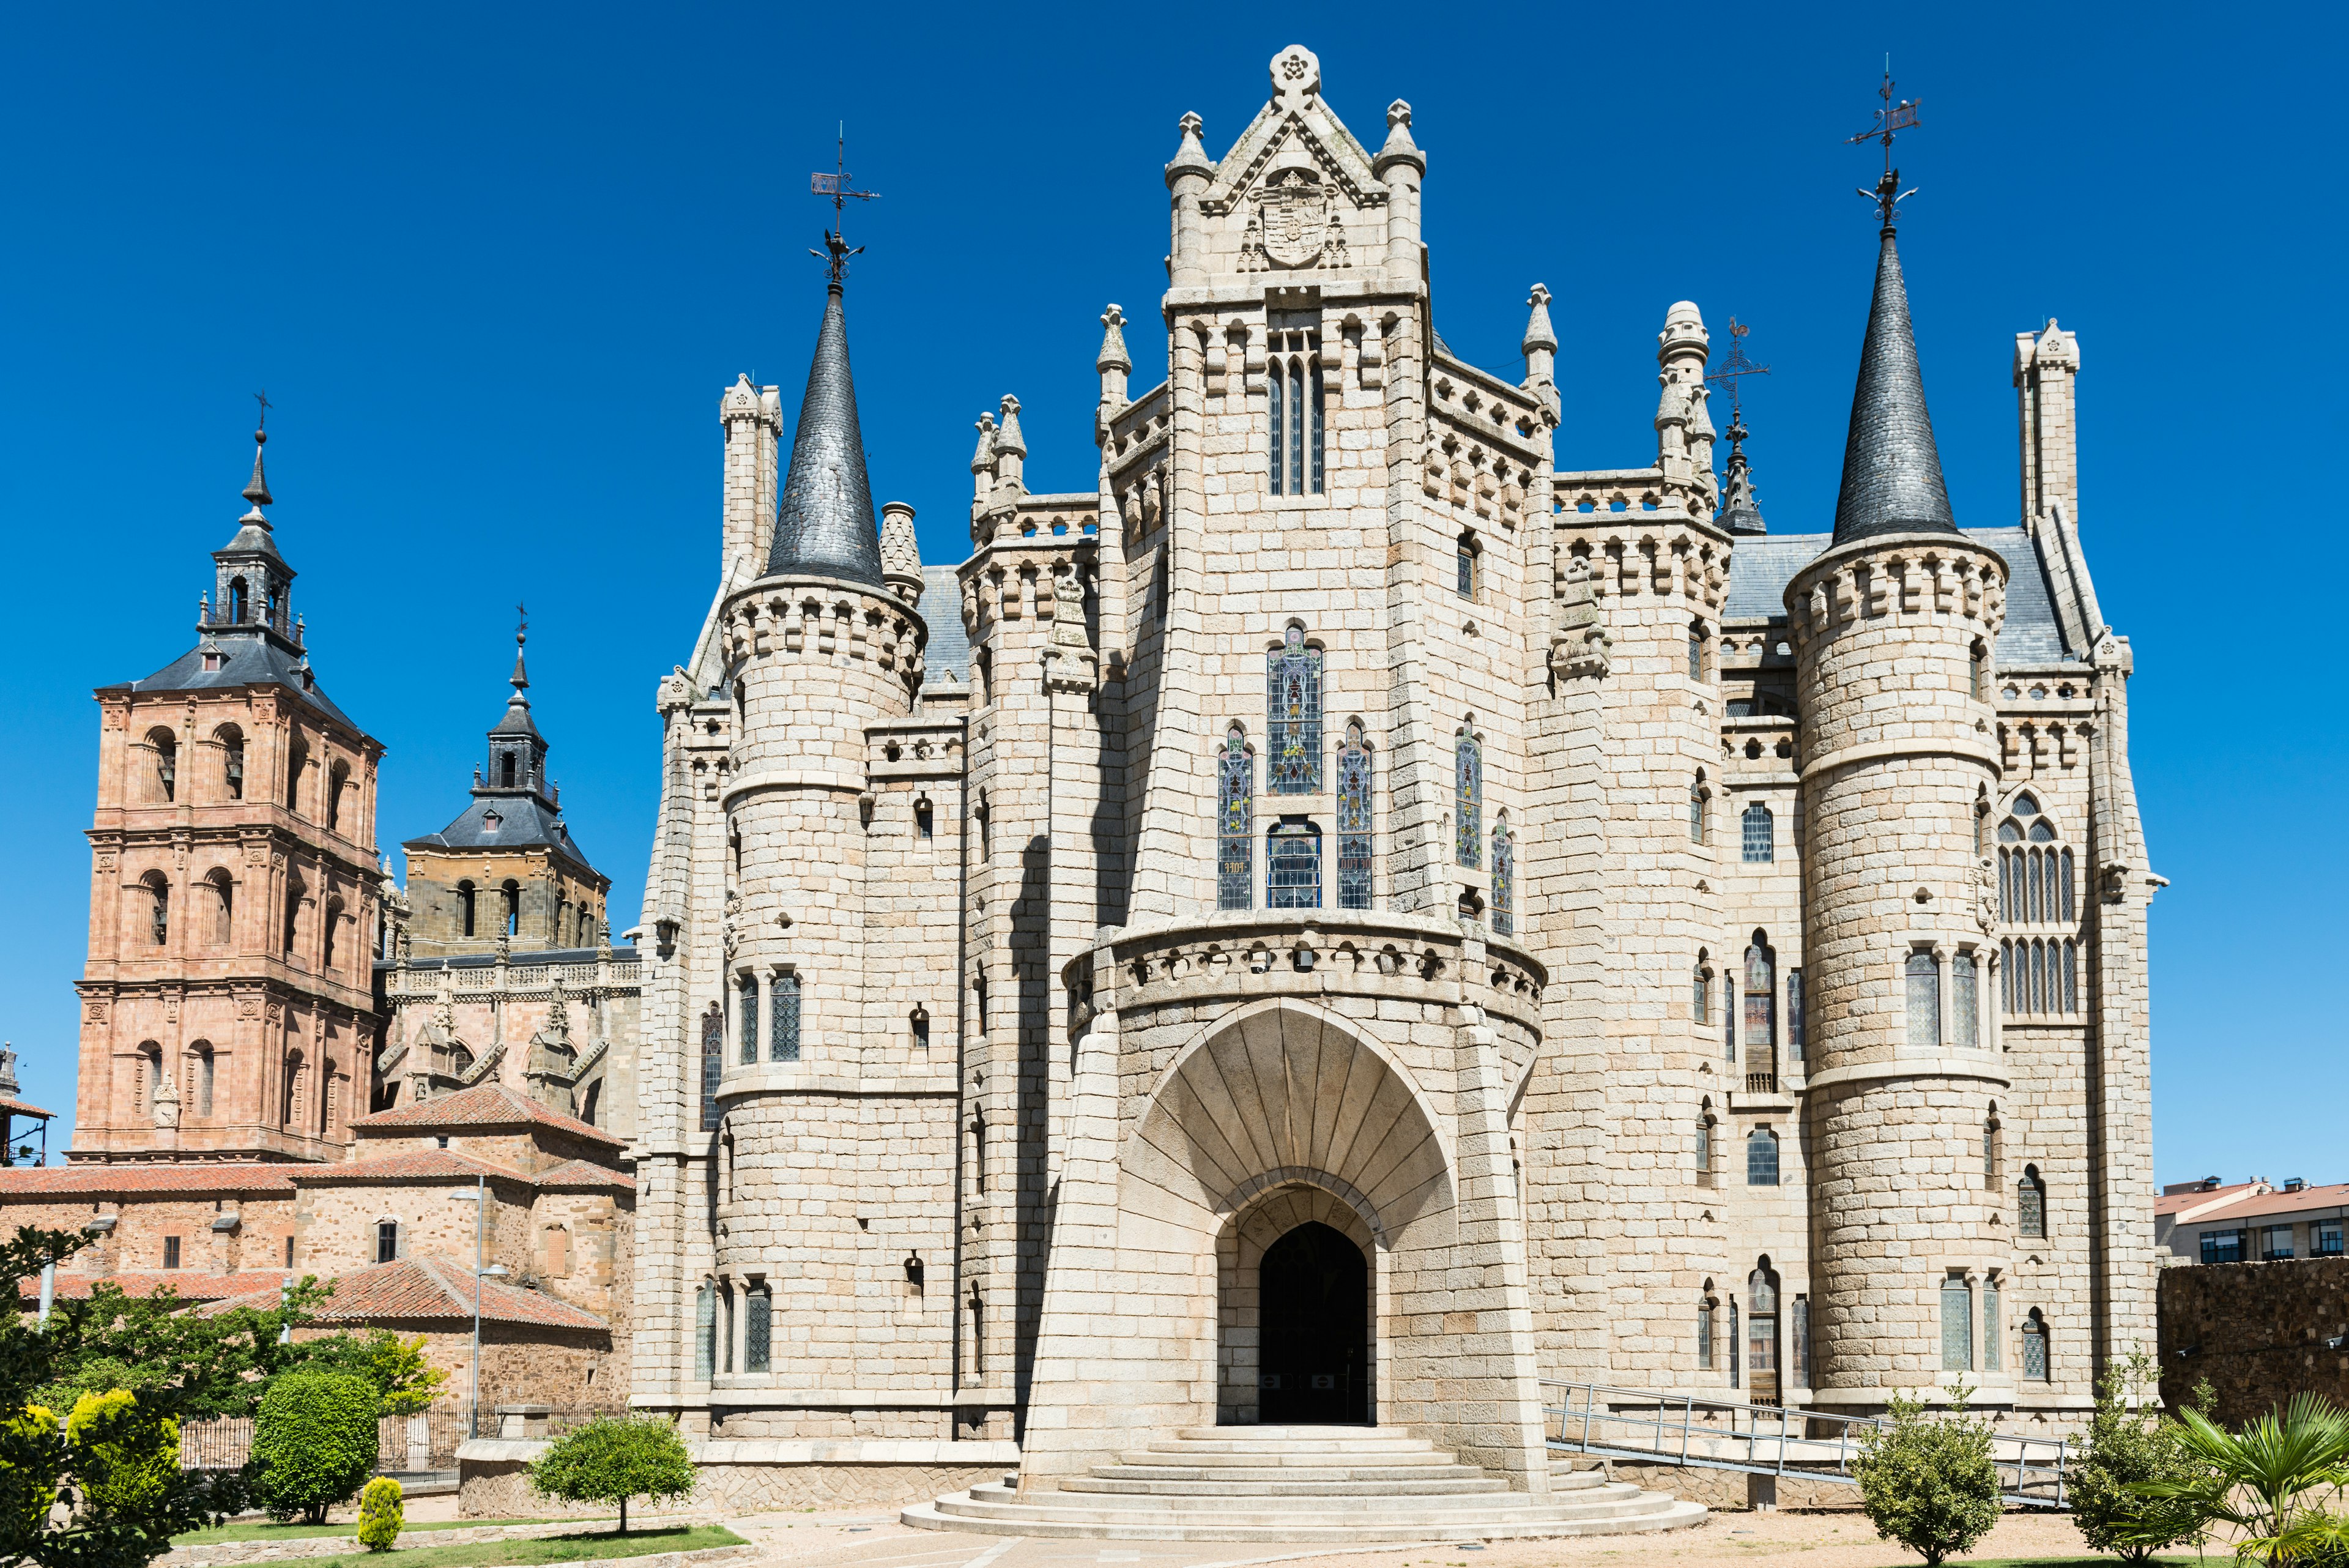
72 420 385 1163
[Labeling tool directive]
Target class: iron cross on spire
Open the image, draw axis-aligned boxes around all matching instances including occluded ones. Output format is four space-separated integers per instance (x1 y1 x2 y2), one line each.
1705 318 1770 423
1847 58 1921 227
253 390 272 429
809 122 880 286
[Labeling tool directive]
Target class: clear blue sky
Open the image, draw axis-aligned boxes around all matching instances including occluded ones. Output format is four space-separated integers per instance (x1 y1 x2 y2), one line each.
2 4 2339 1184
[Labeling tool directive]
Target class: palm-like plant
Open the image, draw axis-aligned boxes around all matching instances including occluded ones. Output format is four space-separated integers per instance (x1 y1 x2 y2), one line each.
2129 1392 2349 1564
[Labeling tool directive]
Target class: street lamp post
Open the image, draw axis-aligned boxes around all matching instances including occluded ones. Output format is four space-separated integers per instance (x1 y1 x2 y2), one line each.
450 1176 510 1440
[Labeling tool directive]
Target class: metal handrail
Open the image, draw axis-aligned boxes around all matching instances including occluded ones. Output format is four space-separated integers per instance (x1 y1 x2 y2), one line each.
1538 1379 2068 1507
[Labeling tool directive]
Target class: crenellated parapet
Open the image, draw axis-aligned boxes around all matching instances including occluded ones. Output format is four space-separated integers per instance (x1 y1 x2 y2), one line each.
718 574 927 692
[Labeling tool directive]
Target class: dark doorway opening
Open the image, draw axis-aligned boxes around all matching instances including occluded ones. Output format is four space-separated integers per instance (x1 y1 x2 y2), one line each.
1258 1220 1369 1424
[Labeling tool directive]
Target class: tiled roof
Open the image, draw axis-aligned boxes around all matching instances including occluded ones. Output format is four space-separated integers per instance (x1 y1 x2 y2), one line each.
0 1164 305 1197
15 1270 294 1303
292 1149 527 1186
351 1082 622 1147
2154 1181 2262 1217
534 1159 636 1193
199 1253 607 1331
2184 1183 2349 1225
0 1096 56 1121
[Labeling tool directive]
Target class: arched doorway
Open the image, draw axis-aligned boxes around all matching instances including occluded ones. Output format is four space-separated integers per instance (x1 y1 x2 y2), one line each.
1258 1221 1368 1424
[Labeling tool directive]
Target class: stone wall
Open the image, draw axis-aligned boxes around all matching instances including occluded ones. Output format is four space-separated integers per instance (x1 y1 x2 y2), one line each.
2159 1258 2349 1425
457 1438 1015 1517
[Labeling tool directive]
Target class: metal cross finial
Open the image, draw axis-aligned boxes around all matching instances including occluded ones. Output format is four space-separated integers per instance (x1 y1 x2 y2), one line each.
253 391 272 431
808 122 880 286
516 602 528 639
1705 318 1771 423
1846 59 1921 228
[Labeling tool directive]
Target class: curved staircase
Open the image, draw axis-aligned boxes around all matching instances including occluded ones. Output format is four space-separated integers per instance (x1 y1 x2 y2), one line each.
902 1425 1705 1542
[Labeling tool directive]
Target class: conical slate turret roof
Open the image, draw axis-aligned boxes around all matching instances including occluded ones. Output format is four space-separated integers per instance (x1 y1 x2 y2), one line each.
1831 230 1958 543
765 286 886 586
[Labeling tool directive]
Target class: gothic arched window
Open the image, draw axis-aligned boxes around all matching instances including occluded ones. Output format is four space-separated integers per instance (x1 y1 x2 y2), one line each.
1266 329 1324 496
1336 721 1372 910
1695 1109 1716 1187
1455 729 1482 869
194 1043 214 1118
1217 726 1254 912
285 737 307 813
1267 820 1321 909
229 576 250 623
499 750 518 788
1491 820 1515 937
1693 954 1711 1025
1688 620 1705 682
2022 1309 2050 1381
770 972 801 1063
283 877 304 959
1742 803 1775 863
1457 531 1482 601
1266 626 1323 794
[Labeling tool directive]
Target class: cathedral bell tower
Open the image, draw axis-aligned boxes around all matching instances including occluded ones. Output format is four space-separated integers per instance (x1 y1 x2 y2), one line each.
75 416 384 1162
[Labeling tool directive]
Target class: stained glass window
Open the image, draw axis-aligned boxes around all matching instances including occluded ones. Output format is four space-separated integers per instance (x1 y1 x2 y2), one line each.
1491 825 1515 937
770 972 801 1063
1742 803 1775 863
2022 1312 2049 1381
1941 1276 1973 1371
699 1006 722 1133
1982 1279 2002 1372
1906 952 1940 1051
746 1287 773 1373
1746 1127 1779 1186
1217 726 1254 911
739 975 758 1065
1266 626 1323 793
1455 731 1482 868
1745 942 1775 1053
1954 952 1980 1048
1337 722 1371 910
1267 819 1321 908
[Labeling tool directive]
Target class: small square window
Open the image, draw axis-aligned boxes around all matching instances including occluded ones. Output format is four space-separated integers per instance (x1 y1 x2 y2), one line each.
163 1236 181 1270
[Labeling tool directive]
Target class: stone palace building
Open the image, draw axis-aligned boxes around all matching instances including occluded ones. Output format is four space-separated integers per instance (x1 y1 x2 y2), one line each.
11 43 2158 1530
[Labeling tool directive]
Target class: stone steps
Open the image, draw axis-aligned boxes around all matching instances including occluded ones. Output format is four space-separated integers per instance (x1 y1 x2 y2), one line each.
904 1425 1704 1542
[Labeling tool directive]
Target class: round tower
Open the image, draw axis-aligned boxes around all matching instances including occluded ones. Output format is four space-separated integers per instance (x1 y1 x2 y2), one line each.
1791 220 2012 1408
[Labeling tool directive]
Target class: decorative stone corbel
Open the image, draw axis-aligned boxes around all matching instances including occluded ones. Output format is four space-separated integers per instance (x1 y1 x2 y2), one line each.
1549 557 1612 680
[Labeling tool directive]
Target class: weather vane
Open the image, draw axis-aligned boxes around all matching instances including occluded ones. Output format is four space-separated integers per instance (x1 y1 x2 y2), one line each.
809 124 880 286
1847 58 1921 227
1705 318 1770 423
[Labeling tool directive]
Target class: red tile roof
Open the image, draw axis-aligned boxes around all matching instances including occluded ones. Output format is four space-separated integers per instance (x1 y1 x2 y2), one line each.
2188 1183 2349 1225
293 1149 527 1186
0 1164 306 1197
15 1269 295 1303
351 1083 622 1147
533 1159 636 1193
198 1253 607 1331
0 1096 56 1121
2154 1180 2263 1217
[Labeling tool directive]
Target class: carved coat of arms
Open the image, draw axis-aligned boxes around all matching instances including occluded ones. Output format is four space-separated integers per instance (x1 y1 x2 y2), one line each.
1258 169 1329 269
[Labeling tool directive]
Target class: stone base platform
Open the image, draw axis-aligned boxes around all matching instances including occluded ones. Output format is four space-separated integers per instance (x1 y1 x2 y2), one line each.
903 1425 1705 1542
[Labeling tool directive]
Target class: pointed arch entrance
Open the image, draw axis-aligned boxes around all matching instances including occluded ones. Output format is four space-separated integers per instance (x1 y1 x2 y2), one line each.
1259 1220 1368 1424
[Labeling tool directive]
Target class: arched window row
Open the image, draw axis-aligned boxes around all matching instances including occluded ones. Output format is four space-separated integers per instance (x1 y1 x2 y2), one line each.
2001 937 2079 1016
1999 845 2074 925
1265 333 1325 497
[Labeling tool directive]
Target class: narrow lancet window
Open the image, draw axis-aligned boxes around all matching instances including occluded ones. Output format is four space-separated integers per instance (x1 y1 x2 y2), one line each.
1266 626 1323 793
1455 729 1482 869
1336 722 1371 910
770 972 801 1063
1267 366 1286 493
738 975 758 1065
1906 951 1941 1051
1217 725 1254 911
1954 951 1980 1047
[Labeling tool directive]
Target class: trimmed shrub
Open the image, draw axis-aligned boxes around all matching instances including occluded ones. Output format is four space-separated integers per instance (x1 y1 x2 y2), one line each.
2069 1351 2208 1562
355 1477 404 1551
528 1415 695 1533
252 1370 379 1525
65 1389 179 1517
1851 1391 2003 1568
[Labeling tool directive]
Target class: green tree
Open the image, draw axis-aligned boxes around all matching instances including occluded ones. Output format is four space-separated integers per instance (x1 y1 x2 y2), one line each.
0 1226 250 1568
36 1274 333 1421
294 1331 447 1416
1851 1388 2005 1568
527 1415 696 1533
2069 1351 2210 1562
251 1370 379 1525
355 1477 404 1552
2130 1392 2349 1565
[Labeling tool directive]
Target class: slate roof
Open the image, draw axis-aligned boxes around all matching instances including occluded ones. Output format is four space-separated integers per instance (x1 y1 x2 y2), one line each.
198 1253 608 1330
350 1081 623 1148
1832 229 1959 543
109 629 357 729
0 1164 306 1196
765 286 886 587
1721 527 2075 666
916 563 971 688
404 790 592 864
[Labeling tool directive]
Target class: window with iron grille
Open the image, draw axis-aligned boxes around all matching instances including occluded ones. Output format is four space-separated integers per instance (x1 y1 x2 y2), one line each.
1266 627 1323 793
2022 1311 2049 1381
1336 723 1371 910
1746 1126 1779 1186
1267 820 1321 909
1491 825 1514 937
746 1287 773 1373
1941 1276 1973 1371
699 1007 722 1133
1742 803 1775 863
1217 727 1254 911
1455 732 1482 868
770 972 801 1063
695 1283 716 1381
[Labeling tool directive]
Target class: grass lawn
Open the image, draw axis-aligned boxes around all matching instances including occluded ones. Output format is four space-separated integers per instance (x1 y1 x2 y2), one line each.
1942 1561 2205 1568
174 1519 560 1544
292 1525 744 1568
